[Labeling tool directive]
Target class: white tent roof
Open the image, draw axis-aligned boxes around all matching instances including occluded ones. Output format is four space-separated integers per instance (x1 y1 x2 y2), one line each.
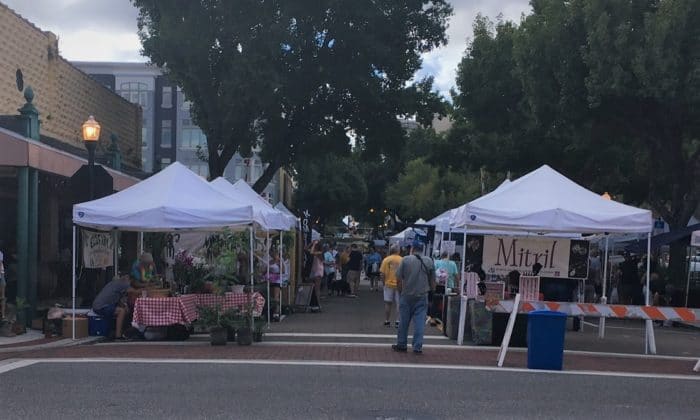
450 165 652 234
274 202 297 219
390 219 427 241
210 178 296 231
73 162 254 231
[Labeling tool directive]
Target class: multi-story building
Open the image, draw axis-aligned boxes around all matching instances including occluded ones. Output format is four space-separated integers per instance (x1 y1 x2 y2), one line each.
72 61 294 206
0 2 143 314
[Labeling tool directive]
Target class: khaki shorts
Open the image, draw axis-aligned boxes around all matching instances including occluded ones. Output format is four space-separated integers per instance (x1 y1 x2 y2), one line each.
383 287 400 304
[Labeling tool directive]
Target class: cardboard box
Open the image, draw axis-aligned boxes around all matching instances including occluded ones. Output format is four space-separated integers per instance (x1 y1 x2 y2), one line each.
62 316 88 339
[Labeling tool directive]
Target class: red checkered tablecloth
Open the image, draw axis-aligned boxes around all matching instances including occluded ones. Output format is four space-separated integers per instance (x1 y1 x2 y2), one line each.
132 294 198 327
190 292 265 317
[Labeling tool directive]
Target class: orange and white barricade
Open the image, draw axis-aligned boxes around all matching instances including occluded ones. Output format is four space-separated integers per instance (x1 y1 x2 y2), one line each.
485 300 700 322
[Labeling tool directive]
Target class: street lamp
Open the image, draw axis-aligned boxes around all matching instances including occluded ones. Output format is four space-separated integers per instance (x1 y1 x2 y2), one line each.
82 115 101 199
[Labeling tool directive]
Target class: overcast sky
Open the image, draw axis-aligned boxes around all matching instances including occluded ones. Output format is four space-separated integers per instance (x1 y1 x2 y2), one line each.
4 0 530 98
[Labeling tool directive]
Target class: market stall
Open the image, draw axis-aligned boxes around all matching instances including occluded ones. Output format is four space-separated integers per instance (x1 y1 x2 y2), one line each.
71 162 259 338
210 178 296 324
449 165 654 352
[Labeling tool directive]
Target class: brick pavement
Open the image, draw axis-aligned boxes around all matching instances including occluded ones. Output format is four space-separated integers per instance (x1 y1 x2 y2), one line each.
1 342 698 377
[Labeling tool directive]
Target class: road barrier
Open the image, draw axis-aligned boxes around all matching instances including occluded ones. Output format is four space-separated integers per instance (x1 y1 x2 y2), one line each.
485 300 700 322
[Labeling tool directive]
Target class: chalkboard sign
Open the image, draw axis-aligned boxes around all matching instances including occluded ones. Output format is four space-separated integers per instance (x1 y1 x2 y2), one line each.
294 284 315 312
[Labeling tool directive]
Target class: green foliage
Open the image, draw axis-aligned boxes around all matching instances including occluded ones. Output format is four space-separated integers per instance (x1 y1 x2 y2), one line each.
294 155 368 225
385 159 481 221
196 305 241 329
448 0 700 280
132 0 452 191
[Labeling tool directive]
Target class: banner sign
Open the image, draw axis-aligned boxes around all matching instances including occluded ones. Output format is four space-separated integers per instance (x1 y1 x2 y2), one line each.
82 230 114 268
301 209 312 246
464 235 589 279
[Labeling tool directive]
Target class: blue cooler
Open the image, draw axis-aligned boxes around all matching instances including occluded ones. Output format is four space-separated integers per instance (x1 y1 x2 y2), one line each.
527 310 567 370
88 314 112 336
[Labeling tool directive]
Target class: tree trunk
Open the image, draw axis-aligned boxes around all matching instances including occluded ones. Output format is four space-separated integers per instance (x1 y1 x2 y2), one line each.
252 159 282 193
667 239 688 291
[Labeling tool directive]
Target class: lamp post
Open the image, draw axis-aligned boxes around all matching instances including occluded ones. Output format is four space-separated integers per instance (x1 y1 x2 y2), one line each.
82 115 101 200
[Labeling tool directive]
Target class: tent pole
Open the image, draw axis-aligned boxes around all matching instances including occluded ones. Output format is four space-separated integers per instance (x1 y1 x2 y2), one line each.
138 232 144 256
276 230 280 320
645 232 656 354
685 246 692 308
250 225 255 333
598 235 609 339
72 225 76 340
267 230 271 328
113 230 118 278
457 229 468 346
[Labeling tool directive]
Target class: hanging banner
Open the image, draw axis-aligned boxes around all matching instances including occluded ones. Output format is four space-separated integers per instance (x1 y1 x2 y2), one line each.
301 209 312 246
82 230 114 268
691 231 700 247
464 235 589 279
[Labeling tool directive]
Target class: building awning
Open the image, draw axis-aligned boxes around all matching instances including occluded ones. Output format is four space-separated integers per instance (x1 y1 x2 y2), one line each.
0 126 139 191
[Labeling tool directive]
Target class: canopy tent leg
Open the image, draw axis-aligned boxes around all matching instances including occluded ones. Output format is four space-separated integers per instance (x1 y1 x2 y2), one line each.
598 235 609 339
645 232 656 355
267 230 271 329
138 232 144 256
457 232 468 346
113 230 118 277
685 245 693 308
280 231 284 320
71 225 76 340
250 225 255 333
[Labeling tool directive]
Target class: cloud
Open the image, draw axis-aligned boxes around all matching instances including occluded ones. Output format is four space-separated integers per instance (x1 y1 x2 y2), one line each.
418 0 531 98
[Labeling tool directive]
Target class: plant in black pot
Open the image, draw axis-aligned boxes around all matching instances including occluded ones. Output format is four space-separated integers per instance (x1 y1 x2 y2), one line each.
196 304 228 346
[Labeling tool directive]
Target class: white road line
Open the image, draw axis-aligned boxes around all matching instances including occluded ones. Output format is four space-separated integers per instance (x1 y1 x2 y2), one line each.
265 333 448 339
0 359 37 374
13 357 700 381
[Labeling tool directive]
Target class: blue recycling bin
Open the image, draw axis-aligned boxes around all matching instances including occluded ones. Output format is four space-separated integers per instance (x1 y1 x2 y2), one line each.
527 310 567 370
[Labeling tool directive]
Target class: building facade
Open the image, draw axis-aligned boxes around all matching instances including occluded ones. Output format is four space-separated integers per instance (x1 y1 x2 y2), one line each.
0 2 143 319
73 61 294 206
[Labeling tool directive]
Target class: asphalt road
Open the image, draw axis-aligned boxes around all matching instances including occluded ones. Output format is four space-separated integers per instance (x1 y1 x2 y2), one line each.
1 361 698 419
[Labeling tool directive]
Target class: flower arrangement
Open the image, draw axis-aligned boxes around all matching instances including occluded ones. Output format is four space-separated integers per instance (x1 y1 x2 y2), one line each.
173 249 208 292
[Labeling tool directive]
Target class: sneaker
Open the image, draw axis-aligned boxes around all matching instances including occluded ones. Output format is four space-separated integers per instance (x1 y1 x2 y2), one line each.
413 349 423 355
383 321 391 327
347 294 357 298
391 344 407 353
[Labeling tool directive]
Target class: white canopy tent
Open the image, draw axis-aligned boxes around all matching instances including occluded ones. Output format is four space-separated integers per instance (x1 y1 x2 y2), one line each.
389 219 427 243
71 163 257 338
449 165 654 353
210 178 296 231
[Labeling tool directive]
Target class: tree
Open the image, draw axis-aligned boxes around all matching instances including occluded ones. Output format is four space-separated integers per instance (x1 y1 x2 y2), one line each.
132 0 452 191
448 1 700 283
385 159 481 222
294 155 367 228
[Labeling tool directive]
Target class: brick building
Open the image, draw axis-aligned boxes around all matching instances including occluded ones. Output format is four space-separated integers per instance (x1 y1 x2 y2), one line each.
0 2 143 321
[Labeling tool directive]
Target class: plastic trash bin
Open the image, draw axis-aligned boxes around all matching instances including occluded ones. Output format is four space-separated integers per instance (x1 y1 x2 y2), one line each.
527 310 567 370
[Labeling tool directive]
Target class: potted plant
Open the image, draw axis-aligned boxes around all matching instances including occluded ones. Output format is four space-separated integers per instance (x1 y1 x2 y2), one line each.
196 304 228 346
220 307 242 342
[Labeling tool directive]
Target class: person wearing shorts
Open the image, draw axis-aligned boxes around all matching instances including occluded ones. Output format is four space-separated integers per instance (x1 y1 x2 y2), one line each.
380 245 403 327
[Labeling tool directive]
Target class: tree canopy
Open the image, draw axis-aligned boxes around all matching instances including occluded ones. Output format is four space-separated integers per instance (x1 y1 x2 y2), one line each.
132 0 452 191
444 0 700 281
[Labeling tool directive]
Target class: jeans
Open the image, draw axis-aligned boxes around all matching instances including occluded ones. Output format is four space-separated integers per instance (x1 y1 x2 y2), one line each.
397 294 428 351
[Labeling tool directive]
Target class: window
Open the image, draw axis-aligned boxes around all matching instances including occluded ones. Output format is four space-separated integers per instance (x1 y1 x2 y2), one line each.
161 157 171 165
188 164 209 178
181 94 192 110
161 86 172 108
118 82 149 108
180 127 206 149
161 120 172 148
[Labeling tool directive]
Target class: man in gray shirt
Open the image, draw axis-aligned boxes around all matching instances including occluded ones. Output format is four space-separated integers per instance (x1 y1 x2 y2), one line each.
93 275 133 340
392 242 435 354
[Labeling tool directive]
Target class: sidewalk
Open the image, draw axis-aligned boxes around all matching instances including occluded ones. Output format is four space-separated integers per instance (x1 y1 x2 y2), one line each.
1 278 697 377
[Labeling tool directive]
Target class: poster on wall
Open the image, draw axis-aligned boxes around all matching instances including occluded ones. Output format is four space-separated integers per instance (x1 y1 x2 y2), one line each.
463 234 589 279
82 230 114 268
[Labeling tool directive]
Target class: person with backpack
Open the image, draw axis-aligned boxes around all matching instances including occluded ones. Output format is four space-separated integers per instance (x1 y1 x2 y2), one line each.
365 246 382 292
392 242 435 354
